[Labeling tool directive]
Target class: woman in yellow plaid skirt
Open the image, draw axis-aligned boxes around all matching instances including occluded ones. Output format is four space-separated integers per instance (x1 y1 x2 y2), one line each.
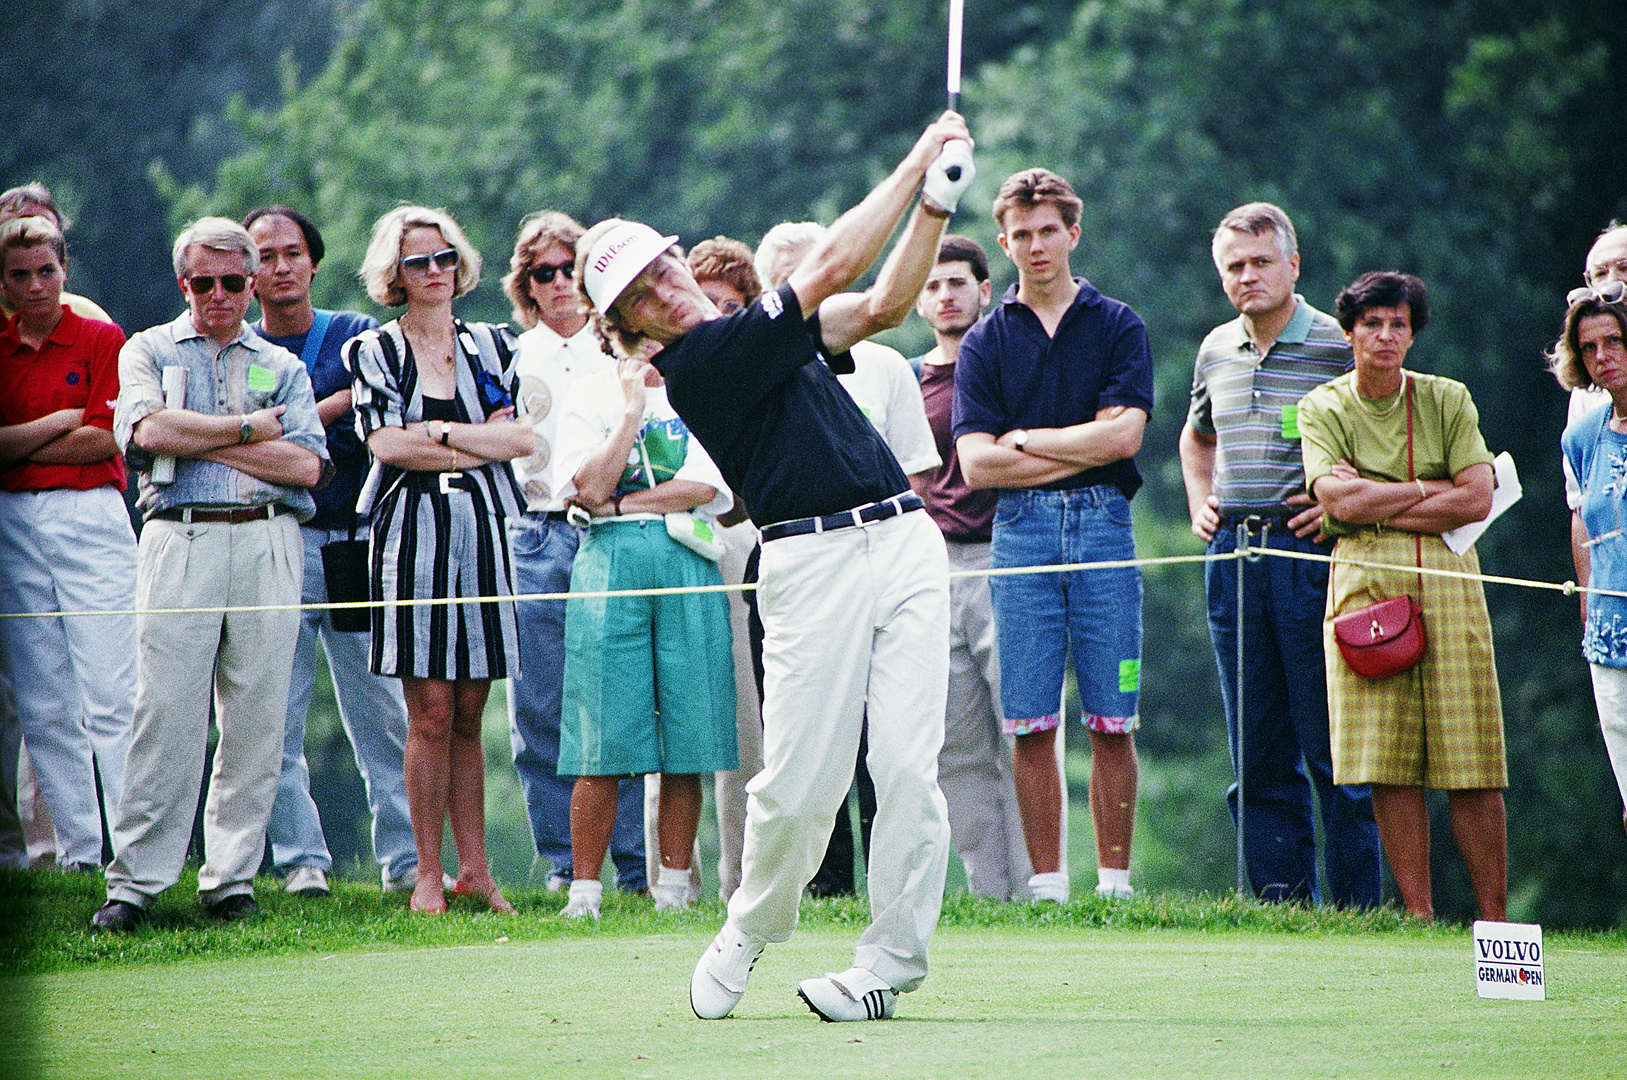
1298 272 1507 922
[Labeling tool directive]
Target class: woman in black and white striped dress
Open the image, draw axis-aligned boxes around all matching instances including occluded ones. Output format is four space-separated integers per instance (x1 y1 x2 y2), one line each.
349 206 534 915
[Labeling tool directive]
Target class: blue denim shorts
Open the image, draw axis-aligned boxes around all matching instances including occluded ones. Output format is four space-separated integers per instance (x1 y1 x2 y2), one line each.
988 485 1142 731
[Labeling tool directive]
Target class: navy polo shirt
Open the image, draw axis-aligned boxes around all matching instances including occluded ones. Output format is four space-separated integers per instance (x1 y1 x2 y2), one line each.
652 283 909 527
256 309 379 530
952 279 1154 498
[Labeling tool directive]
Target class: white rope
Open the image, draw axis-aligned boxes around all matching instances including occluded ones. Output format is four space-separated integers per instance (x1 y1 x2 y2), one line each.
0 543 1606 620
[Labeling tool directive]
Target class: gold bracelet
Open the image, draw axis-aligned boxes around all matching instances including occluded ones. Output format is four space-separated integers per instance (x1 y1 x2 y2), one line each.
447 447 457 471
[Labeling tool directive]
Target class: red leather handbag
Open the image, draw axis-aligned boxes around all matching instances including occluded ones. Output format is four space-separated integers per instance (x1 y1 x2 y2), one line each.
1332 377 1429 681
1334 595 1426 679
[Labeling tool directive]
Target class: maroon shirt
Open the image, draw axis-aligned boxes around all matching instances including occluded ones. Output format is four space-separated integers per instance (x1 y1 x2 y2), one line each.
918 352 997 542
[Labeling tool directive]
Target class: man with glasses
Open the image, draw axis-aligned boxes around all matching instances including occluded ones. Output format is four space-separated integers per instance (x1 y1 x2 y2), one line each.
243 206 416 900
94 217 327 931
498 211 645 896
1178 202 1380 907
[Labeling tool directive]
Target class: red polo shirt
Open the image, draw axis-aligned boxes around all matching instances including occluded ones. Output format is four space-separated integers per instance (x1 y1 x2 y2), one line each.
0 308 127 492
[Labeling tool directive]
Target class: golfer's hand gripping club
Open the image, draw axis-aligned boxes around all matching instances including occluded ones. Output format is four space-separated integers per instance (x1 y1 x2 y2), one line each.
923 138 975 216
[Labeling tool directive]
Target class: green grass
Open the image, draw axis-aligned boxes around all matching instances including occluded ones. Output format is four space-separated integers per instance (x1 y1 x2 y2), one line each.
3 871 1625 1079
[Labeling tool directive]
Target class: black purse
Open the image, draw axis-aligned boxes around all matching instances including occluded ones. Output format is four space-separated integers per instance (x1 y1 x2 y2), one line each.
320 527 372 633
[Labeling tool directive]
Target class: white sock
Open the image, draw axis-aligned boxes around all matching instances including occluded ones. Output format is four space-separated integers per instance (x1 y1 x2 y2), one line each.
566 879 602 911
1028 871 1070 903
653 865 691 909
1096 867 1132 897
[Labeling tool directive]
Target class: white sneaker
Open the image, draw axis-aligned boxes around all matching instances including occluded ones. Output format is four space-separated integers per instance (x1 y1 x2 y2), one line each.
1028 871 1070 903
382 867 417 893
1094 881 1135 900
561 879 602 920
690 923 765 1019
284 865 330 898
545 873 571 893
796 967 896 1022
653 866 692 912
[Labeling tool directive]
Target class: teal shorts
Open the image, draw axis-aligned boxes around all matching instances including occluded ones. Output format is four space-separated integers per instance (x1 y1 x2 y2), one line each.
559 519 738 776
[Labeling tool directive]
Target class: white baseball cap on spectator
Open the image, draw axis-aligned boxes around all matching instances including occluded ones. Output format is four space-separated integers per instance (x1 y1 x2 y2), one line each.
582 221 679 312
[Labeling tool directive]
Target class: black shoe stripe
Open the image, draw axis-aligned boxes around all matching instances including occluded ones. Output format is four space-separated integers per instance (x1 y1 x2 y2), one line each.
863 989 887 1019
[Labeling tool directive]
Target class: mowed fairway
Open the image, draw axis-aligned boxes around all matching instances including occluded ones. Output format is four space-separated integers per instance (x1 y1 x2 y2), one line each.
6 924 1624 1079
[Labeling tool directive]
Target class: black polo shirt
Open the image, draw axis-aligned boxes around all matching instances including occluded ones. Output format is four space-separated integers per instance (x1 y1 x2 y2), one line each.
652 283 909 526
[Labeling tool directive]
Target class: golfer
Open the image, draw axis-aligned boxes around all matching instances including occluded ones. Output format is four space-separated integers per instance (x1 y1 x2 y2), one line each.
576 111 973 1022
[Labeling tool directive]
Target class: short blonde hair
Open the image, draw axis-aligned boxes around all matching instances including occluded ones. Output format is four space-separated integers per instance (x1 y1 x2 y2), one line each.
502 210 585 329
1549 296 1627 391
173 216 259 278
0 214 66 268
358 205 481 307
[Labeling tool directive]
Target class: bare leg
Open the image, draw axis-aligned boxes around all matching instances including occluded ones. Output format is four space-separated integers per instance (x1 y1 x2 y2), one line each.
1012 728 1062 874
657 773 702 871
1371 784 1432 920
401 676 453 914
442 679 513 914
1088 730 1137 872
570 775 622 883
1447 788 1507 922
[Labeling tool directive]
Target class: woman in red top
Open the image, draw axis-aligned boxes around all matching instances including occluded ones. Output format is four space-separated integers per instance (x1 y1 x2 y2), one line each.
0 215 137 871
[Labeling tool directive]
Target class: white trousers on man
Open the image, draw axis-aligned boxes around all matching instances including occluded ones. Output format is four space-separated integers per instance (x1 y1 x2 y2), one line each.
726 510 949 993
0 487 137 867
106 513 302 907
939 539 1033 899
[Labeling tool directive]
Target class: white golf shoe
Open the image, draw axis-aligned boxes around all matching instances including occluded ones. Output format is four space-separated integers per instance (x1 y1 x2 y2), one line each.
689 923 765 1019
796 967 896 1022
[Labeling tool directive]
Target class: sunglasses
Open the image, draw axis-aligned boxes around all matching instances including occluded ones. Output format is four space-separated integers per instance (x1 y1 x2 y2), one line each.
401 248 460 276
186 274 248 295
529 260 574 284
1567 280 1627 306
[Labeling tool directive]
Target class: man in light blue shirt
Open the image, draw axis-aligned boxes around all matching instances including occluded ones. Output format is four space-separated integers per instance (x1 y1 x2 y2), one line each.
94 217 327 931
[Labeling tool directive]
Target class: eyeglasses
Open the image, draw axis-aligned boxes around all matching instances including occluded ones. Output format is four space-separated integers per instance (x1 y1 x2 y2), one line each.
186 274 248 295
1567 280 1627 306
529 260 574 284
401 248 460 277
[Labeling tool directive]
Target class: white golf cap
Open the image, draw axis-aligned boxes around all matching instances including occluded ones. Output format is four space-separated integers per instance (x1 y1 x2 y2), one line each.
581 221 679 313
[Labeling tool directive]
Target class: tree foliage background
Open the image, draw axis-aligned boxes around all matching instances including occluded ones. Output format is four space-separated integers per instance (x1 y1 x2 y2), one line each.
7 0 1626 925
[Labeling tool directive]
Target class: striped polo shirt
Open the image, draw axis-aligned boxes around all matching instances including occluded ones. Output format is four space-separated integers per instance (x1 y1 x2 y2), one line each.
1187 296 1351 516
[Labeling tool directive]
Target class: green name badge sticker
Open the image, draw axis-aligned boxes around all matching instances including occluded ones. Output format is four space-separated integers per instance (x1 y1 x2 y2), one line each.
247 365 277 392
1119 658 1140 694
1280 404 1299 440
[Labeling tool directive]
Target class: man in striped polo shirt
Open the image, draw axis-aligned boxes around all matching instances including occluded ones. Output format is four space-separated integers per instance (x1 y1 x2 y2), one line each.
1178 202 1381 907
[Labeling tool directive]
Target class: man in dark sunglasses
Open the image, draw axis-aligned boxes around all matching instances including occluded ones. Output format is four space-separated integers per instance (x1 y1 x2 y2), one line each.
96 217 329 933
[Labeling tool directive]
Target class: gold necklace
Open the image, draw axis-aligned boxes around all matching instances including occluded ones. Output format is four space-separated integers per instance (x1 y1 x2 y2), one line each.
1355 371 1407 417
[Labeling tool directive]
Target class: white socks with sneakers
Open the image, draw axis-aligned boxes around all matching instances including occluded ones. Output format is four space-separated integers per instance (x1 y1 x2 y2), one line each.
562 878 602 919
653 865 692 912
1028 871 1070 903
1095 867 1133 899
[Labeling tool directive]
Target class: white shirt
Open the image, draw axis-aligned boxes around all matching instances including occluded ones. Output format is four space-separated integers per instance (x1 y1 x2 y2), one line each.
836 341 941 476
511 319 613 512
553 374 732 520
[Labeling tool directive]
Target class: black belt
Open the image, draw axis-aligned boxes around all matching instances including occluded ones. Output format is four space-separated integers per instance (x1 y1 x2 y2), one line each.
153 504 279 524
760 493 924 543
1219 513 1291 528
405 471 478 494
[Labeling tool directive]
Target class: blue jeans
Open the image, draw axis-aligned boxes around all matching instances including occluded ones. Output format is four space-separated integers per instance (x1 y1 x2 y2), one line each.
1205 522 1381 907
507 514 645 890
989 486 1142 726
269 525 416 881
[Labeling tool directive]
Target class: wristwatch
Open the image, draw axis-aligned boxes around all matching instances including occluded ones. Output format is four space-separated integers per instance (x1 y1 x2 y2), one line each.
238 415 254 444
1011 429 1029 452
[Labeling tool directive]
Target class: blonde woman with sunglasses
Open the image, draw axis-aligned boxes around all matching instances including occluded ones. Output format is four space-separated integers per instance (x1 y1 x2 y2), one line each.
348 206 534 915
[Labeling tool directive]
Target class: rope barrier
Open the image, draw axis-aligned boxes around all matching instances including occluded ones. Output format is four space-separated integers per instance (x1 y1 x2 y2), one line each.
0 539 1610 620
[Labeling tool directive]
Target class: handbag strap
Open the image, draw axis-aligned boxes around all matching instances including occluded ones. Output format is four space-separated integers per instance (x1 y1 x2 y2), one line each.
1405 376 1423 596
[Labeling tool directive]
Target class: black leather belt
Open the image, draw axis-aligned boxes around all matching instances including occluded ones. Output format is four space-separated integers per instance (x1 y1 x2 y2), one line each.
153 504 278 524
405 471 478 494
760 493 924 543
